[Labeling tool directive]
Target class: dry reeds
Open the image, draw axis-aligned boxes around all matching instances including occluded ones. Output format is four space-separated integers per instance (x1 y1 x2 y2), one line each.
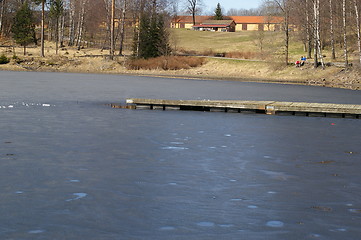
126 56 206 70
225 51 257 59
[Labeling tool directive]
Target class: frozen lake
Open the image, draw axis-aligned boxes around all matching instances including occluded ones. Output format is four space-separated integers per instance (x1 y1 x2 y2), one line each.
1 71 361 239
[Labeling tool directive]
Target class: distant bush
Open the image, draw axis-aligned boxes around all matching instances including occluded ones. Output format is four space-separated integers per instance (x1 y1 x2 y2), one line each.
0 54 10 64
126 56 206 70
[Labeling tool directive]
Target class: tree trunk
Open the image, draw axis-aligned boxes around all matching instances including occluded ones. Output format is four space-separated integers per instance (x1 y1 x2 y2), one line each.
315 0 325 68
76 0 86 50
355 0 361 65
68 0 75 46
313 0 318 68
136 0 145 57
119 0 126 56
329 0 336 59
274 0 289 66
60 15 65 47
40 0 45 57
110 0 115 59
0 0 5 37
285 15 289 65
284 2 289 66
48 19 53 41
343 0 349 68
305 0 312 59
55 17 59 54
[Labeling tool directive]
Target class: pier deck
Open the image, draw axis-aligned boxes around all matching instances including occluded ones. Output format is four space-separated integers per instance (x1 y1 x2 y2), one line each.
110 98 361 118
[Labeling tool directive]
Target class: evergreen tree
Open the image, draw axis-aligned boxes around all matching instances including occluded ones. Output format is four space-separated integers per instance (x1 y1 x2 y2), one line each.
214 3 223 20
11 1 36 55
49 0 64 54
134 12 171 59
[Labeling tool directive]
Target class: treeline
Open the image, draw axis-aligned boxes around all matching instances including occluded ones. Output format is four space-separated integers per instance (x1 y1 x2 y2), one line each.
1 0 361 68
0 0 173 58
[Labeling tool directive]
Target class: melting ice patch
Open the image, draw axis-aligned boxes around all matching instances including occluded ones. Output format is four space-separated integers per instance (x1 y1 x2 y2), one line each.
159 226 176 231
197 222 215 227
266 221 284 228
66 193 87 202
0 102 55 109
28 230 46 234
260 170 296 181
162 146 188 150
68 179 80 183
247 205 258 209
219 224 234 228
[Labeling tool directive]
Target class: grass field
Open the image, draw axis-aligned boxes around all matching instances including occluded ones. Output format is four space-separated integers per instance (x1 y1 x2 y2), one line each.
170 28 354 64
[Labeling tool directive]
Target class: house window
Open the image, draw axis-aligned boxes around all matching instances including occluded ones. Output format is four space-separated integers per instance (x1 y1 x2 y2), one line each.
274 24 280 31
258 24 264 31
242 24 247 31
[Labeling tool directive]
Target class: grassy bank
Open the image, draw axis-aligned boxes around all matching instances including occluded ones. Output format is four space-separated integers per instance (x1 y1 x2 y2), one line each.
1 29 360 90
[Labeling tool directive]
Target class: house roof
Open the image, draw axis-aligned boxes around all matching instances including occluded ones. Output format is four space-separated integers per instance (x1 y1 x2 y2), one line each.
201 20 235 25
230 16 283 24
174 16 212 23
174 16 283 24
192 24 230 28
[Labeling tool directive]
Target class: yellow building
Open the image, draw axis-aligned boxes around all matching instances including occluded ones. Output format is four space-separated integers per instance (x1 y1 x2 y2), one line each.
230 16 283 31
172 16 284 32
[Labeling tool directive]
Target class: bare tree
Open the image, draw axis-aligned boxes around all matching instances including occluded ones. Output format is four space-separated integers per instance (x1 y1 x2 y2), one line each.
0 0 6 37
76 0 87 50
118 0 126 55
186 0 199 25
272 0 291 65
313 0 325 68
303 0 313 59
329 0 336 59
354 0 361 65
67 0 76 46
342 0 348 67
110 0 115 59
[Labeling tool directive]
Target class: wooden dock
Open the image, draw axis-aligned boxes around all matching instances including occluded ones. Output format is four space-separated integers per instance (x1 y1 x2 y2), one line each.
110 98 361 118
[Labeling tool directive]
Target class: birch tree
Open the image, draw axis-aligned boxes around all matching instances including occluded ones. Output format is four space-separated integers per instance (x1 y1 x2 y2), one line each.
110 0 115 59
329 0 336 59
354 0 361 65
305 0 313 59
67 0 76 46
313 0 324 68
75 0 87 50
118 0 126 55
342 0 348 67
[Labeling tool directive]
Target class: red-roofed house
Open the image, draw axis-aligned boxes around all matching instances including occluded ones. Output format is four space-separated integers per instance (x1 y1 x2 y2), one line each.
192 20 236 32
172 16 284 32
230 16 283 31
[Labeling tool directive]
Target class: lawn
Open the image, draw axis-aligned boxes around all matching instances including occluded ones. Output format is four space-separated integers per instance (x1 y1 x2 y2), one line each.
170 28 354 64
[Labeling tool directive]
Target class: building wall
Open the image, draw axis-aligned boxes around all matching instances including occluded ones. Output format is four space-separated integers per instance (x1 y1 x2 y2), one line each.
184 23 194 29
235 23 281 31
173 20 282 32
